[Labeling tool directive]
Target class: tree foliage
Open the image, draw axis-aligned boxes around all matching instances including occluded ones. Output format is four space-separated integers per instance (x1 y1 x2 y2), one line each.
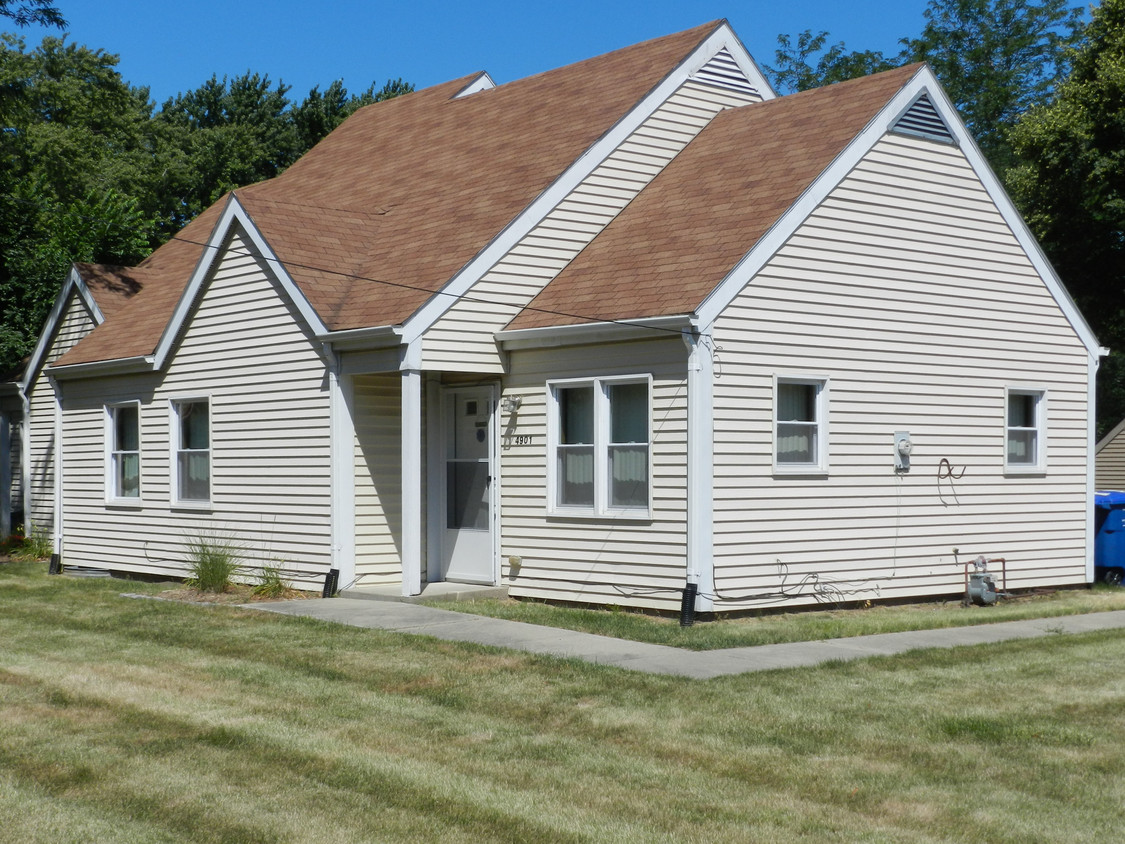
0 0 63 28
768 30 898 94
903 0 1082 169
1007 0 1125 433
0 32 411 373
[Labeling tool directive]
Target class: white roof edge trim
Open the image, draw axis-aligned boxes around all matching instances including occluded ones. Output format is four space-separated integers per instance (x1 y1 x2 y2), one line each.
696 65 1102 359
48 355 156 380
1096 415 1125 453
318 324 403 351
497 314 695 350
454 72 496 98
152 195 329 371
401 21 750 344
21 265 100 392
712 25 777 100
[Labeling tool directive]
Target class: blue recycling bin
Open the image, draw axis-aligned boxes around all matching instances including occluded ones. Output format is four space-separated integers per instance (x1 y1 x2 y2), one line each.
1094 490 1125 585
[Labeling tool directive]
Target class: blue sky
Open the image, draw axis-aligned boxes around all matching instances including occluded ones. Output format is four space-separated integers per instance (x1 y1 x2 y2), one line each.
20 1 933 103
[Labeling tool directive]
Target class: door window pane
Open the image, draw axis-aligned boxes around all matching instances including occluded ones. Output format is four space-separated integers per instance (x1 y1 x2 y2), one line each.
447 461 489 530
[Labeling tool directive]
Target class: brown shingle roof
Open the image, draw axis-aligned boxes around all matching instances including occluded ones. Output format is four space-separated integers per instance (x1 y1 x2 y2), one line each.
53 21 724 367
506 64 923 331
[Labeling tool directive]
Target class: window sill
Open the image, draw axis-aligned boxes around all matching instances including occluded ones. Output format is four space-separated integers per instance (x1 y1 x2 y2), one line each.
105 499 144 510
547 508 653 523
171 502 213 512
1004 466 1047 478
772 466 829 479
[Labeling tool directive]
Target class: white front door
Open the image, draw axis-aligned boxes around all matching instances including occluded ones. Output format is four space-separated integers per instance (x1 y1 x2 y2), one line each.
440 387 496 584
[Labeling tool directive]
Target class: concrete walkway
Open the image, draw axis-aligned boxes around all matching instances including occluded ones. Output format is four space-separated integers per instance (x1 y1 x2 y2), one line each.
249 595 1125 679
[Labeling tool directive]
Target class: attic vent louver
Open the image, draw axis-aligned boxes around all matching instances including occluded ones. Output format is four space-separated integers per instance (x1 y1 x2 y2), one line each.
892 93 955 144
693 48 761 98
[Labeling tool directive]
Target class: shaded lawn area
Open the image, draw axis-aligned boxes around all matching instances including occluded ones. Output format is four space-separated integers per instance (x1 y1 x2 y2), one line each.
420 587 1125 650
2 560 1124 843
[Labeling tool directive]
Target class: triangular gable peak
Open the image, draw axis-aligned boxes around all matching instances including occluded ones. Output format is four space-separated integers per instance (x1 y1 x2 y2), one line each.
454 72 496 98
890 92 954 144
22 266 104 392
696 65 1101 359
396 19 773 350
150 194 329 372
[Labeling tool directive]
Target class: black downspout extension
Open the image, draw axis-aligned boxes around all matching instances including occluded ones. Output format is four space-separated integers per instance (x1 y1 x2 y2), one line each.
48 553 61 575
679 582 698 627
322 568 340 598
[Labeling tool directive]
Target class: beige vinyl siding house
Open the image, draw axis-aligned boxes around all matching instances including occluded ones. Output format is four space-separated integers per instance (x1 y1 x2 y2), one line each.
1096 419 1125 490
19 21 1102 619
709 133 1091 608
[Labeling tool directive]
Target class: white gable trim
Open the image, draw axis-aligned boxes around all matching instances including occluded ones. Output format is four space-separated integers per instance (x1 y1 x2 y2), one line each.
454 72 496 98
152 194 329 371
401 21 770 346
22 266 102 392
695 65 1102 360
1096 416 1125 454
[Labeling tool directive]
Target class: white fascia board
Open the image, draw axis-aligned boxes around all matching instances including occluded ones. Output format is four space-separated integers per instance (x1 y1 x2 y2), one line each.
21 266 100 393
716 25 777 100
1096 415 1125 454
497 314 695 350
696 65 1103 362
915 68 1102 360
47 355 156 380
152 195 328 371
317 324 402 352
402 21 749 345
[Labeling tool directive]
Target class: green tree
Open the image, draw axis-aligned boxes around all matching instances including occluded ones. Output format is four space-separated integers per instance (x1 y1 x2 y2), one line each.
903 0 1082 170
293 78 412 151
768 29 898 94
0 0 63 28
1007 0 1125 434
0 35 158 372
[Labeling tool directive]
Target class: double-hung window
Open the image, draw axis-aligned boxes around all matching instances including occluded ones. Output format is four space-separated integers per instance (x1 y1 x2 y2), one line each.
107 403 140 501
172 399 211 505
1006 388 1045 472
550 376 650 516
774 376 828 474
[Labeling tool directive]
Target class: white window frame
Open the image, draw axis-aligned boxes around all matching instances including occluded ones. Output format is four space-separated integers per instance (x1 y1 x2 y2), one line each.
170 397 212 508
105 401 142 504
546 374 652 518
1005 387 1046 473
773 375 829 475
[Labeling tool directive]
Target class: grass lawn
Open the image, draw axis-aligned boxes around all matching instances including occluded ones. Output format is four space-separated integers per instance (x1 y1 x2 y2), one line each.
2 559 1124 842
420 587 1125 650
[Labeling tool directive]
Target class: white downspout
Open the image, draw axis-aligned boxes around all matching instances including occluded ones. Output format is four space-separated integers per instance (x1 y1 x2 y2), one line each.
682 325 715 612
49 374 63 558
1 409 10 540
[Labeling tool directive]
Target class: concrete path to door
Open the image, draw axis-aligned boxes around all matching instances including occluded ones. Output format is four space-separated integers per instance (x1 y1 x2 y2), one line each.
248 588 1125 680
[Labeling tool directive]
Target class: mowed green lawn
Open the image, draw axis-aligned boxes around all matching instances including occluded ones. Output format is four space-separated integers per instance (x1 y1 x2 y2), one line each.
2 561 1124 843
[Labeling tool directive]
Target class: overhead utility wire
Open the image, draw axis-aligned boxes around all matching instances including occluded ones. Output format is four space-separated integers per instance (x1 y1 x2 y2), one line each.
166 230 712 342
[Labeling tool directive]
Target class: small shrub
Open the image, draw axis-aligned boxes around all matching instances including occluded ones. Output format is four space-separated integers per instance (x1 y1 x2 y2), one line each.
184 532 241 593
20 526 52 560
253 562 291 599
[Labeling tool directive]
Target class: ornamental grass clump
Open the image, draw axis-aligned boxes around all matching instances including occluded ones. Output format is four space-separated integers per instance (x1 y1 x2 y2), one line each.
184 532 241 593
253 562 291 599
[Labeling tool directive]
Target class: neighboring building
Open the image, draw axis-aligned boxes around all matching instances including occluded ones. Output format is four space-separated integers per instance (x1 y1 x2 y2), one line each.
1096 418 1125 490
17 21 1104 612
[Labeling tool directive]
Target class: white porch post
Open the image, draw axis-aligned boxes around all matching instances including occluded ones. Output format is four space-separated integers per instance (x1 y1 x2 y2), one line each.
326 346 356 590
401 367 423 596
684 327 715 611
